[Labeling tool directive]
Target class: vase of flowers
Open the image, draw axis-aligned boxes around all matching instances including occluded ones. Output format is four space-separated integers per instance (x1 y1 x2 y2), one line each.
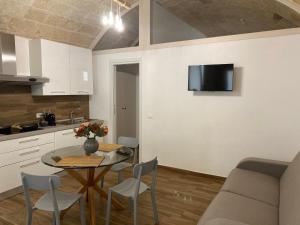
74 122 108 155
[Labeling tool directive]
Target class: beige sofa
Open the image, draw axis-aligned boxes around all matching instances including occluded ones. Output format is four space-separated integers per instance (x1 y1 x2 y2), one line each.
198 152 300 225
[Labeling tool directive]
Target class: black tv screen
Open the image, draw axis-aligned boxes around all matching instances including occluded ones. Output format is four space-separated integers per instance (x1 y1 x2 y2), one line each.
188 64 234 91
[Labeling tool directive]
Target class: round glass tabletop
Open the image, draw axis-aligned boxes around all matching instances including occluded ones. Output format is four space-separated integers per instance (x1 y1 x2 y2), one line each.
41 145 132 169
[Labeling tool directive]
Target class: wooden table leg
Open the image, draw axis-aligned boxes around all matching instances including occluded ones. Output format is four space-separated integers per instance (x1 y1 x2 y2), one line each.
63 167 125 225
88 187 96 225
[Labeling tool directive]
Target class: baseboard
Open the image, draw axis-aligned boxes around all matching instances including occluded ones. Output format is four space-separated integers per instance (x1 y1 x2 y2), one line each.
158 165 226 181
0 186 23 201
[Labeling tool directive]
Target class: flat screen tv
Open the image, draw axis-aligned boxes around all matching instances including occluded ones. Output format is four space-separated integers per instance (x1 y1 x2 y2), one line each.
188 64 234 91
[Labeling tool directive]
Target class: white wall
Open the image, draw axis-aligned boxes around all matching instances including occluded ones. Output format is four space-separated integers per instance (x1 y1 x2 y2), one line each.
151 1 205 44
91 34 300 177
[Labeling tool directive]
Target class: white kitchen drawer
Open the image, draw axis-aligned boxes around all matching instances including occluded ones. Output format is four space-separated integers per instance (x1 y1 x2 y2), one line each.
0 150 20 167
0 164 21 193
16 133 54 150
18 143 54 162
0 139 18 153
55 129 85 149
19 157 54 176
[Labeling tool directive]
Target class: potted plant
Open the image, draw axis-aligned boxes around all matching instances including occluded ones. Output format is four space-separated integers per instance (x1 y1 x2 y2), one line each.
74 122 108 155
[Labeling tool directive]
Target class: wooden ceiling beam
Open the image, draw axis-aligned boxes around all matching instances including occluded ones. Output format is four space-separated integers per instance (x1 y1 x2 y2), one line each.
113 0 130 9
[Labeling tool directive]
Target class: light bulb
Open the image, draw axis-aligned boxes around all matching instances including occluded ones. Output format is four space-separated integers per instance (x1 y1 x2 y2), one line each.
108 11 114 25
115 14 120 29
116 18 124 32
102 14 108 26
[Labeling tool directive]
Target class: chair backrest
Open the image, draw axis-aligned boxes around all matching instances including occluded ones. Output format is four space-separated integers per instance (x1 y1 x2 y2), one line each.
21 172 61 212
118 136 139 149
21 172 60 191
279 151 300 225
133 157 158 179
118 136 139 164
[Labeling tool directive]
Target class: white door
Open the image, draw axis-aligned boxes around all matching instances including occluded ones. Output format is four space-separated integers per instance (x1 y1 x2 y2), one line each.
116 66 139 140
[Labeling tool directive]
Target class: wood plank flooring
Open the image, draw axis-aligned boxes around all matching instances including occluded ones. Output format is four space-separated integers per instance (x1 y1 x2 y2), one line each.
0 167 224 225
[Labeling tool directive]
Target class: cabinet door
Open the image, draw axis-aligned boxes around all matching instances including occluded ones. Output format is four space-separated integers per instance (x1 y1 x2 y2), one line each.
41 40 70 95
0 164 21 193
70 46 93 95
55 129 85 149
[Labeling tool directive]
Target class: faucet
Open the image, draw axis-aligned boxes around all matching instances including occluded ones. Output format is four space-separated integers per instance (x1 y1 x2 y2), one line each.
70 111 75 124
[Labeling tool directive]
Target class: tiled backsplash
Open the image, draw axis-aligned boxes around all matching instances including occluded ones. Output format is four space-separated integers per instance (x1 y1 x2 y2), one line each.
0 85 89 125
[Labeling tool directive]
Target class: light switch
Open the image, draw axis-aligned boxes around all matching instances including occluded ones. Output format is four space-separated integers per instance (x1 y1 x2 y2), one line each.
82 71 88 81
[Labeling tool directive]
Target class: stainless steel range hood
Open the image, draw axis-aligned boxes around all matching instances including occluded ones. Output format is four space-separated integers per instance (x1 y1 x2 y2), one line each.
0 32 48 85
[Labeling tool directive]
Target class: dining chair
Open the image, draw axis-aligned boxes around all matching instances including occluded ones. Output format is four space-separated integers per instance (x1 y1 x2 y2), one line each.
105 157 159 225
21 172 86 225
101 136 139 187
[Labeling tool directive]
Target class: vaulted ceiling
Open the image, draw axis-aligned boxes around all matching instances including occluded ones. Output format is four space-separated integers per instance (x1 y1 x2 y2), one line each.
156 0 300 38
0 0 137 48
0 0 300 49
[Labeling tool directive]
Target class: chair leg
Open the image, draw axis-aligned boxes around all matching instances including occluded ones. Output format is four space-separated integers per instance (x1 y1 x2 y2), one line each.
26 210 32 225
79 197 86 225
151 190 159 224
128 198 133 214
105 190 112 225
133 198 138 225
54 211 60 225
117 171 123 183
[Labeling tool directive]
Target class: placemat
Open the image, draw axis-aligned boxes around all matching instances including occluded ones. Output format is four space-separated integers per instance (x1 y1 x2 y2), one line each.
56 156 104 167
99 143 123 152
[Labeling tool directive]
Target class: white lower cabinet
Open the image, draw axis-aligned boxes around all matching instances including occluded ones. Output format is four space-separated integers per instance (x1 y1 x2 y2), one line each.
0 164 21 193
55 129 85 149
0 127 85 194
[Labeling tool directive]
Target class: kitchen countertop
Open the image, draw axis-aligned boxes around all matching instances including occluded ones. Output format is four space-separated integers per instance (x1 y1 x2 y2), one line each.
0 119 103 142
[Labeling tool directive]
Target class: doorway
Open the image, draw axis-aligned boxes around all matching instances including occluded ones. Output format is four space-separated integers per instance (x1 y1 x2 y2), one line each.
114 63 139 142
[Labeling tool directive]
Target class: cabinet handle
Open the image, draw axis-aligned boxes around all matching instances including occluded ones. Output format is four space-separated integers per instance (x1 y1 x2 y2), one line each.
19 148 40 156
20 160 40 168
51 91 66 94
62 131 74 136
77 91 89 94
19 138 39 144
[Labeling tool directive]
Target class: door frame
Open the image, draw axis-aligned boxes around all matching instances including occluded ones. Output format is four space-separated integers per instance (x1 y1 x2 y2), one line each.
109 58 142 161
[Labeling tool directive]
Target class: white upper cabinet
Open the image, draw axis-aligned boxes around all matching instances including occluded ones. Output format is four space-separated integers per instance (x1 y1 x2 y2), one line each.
30 39 70 95
70 46 93 95
29 39 93 96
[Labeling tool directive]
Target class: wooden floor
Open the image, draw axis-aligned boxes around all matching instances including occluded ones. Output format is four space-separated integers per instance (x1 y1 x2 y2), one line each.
0 167 224 225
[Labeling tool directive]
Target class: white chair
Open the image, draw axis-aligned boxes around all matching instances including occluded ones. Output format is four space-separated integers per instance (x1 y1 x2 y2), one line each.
21 172 86 225
105 157 159 225
101 136 139 187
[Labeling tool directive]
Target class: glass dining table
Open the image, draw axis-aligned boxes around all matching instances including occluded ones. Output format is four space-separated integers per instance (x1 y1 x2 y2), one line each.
42 145 132 225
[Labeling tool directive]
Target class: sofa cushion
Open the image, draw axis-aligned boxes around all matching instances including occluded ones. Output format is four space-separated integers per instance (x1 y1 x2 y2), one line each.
279 151 300 225
222 168 279 206
198 192 278 225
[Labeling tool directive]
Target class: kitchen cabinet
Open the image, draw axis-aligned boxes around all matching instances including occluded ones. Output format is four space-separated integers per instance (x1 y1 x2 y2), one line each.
0 133 57 194
0 164 21 193
70 46 93 95
30 39 70 96
54 129 85 149
29 39 93 96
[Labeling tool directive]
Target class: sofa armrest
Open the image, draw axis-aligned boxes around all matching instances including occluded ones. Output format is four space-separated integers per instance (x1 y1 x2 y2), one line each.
237 157 289 178
205 218 249 225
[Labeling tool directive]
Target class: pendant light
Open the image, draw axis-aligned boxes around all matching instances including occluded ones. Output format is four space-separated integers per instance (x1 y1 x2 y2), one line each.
101 0 125 32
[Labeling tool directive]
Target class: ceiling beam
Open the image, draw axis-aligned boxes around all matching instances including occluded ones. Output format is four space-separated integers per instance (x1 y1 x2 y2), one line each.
276 0 300 13
113 0 130 10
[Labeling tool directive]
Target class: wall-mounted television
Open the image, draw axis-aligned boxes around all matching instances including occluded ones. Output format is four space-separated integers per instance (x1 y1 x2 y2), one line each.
188 64 234 91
